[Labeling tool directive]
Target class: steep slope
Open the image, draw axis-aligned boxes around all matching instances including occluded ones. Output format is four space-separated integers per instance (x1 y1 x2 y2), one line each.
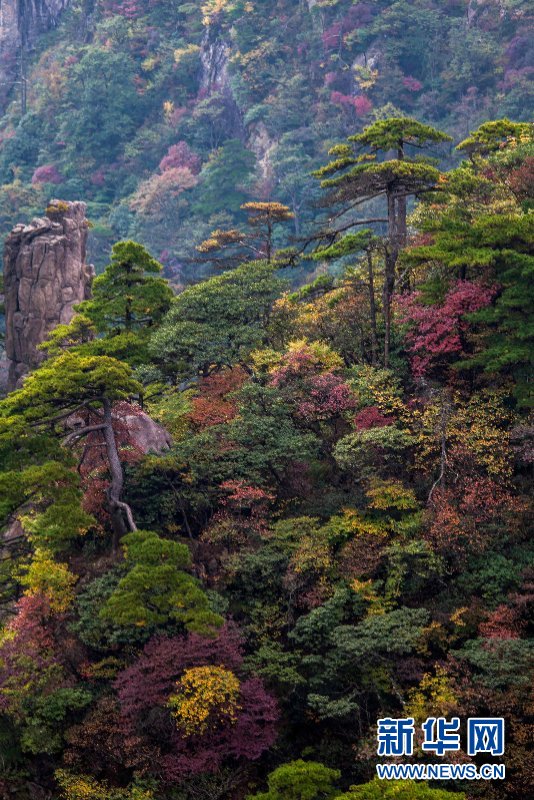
0 0 71 107
0 0 531 279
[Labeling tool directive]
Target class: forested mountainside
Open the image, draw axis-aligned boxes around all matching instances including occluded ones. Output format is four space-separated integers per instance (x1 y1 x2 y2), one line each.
0 0 532 277
0 112 533 798
0 2 533 800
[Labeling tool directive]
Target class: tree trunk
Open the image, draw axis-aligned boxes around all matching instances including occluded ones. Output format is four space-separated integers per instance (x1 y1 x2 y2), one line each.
396 141 408 290
291 195 301 237
428 392 450 503
366 249 379 366
384 190 399 367
102 398 137 551
266 219 273 262
397 194 407 247
397 142 407 247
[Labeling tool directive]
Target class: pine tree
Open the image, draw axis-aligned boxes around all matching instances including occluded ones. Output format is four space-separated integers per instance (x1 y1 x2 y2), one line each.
2 353 141 547
81 240 173 336
197 201 294 269
313 117 451 365
100 530 222 634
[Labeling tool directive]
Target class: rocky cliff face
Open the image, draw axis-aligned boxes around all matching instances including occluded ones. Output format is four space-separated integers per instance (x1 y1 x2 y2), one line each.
3 199 94 391
199 24 243 140
0 0 70 107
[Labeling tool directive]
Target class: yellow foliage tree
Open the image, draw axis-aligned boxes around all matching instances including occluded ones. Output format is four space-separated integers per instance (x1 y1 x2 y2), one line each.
201 0 235 26
20 549 76 613
251 339 344 378
405 667 459 722
55 769 153 800
168 665 241 736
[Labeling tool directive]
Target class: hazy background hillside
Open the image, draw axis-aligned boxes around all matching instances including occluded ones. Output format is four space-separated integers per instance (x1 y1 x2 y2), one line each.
0 0 531 281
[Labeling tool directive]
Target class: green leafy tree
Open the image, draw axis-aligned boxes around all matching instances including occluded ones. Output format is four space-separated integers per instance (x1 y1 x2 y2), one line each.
450 215 532 406
334 426 414 479
247 759 341 800
20 687 92 756
173 382 319 495
61 48 142 166
290 596 429 718
311 229 382 364
339 780 465 799
70 568 128 651
100 530 222 635
195 139 256 217
0 459 93 553
271 138 317 237
228 383 319 486
40 315 97 357
150 260 285 379
43 243 173 367
457 119 531 159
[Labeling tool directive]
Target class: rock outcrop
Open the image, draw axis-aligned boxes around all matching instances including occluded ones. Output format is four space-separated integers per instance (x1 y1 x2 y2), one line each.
199 24 243 140
66 402 173 455
0 0 71 108
4 199 94 391
117 407 173 455
248 121 277 192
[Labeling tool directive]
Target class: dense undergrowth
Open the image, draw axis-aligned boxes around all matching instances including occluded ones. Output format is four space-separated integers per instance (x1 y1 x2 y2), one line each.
0 111 532 799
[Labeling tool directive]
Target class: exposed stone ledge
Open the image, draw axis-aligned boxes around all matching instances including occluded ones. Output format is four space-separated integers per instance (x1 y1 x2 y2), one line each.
3 199 94 391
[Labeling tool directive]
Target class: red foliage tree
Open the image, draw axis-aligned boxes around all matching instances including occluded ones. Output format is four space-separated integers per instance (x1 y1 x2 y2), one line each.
0 595 71 720
159 142 201 175
114 624 278 780
102 1 143 19
323 23 342 51
270 354 356 436
218 479 274 514
269 345 356 440
269 348 320 387
479 604 525 640
330 91 372 116
201 479 274 557
31 164 62 184
338 533 386 581
459 475 520 524
402 76 423 92
90 168 107 187
425 476 518 556
353 95 373 116
64 695 152 780
508 156 534 202
397 281 496 377
322 5 374 50
189 368 248 431
297 372 356 422
354 406 393 430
